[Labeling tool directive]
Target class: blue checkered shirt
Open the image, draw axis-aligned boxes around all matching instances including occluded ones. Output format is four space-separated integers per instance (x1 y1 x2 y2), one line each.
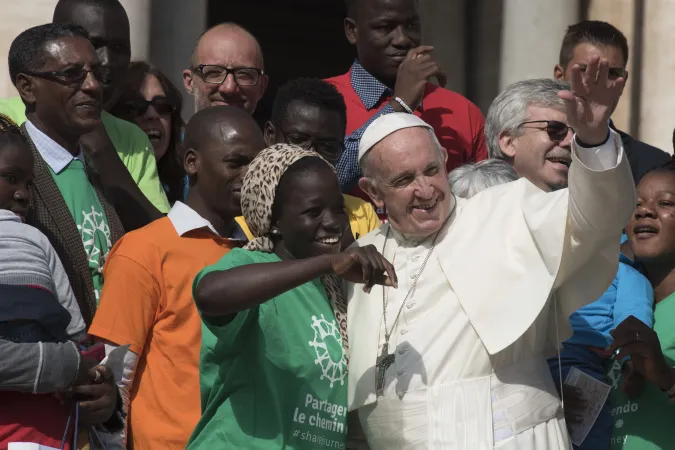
336 60 397 192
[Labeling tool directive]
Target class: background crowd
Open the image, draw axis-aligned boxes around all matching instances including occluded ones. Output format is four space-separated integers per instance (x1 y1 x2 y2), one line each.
0 0 673 449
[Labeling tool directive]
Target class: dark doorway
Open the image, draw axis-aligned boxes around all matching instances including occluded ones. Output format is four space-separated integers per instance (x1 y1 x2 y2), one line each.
208 0 356 127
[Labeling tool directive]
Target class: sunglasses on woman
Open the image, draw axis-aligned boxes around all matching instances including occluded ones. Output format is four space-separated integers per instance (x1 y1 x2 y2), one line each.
518 120 574 141
120 97 176 118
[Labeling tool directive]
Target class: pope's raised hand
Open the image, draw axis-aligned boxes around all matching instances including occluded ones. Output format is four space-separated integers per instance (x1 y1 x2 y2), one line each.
557 56 626 145
331 245 398 293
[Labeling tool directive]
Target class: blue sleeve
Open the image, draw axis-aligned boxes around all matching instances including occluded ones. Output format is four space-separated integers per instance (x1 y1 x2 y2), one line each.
336 104 395 193
613 262 655 329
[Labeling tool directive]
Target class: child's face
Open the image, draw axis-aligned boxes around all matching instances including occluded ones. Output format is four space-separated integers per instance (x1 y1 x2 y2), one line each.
0 140 33 222
627 170 675 264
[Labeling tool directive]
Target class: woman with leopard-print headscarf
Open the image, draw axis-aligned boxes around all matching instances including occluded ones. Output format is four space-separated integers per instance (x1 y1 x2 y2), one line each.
188 144 396 450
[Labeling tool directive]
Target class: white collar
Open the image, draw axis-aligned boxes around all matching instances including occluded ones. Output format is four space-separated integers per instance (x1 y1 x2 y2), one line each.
168 201 220 236
25 120 85 174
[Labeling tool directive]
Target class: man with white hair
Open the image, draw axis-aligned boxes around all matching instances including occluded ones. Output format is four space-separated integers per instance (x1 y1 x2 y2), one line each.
486 78 574 192
345 58 635 448
448 159 519 198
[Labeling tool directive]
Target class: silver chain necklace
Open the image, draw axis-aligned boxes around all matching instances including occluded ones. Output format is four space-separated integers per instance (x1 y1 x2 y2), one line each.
375 195 456 392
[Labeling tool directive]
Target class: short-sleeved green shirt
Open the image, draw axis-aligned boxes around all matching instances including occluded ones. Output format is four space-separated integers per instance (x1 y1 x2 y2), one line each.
609 292 675 449
0 96 170 213
188 249 348 450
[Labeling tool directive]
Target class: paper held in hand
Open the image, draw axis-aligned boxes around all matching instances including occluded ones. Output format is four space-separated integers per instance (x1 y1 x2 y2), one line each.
101 344 131 384
563 366 611 446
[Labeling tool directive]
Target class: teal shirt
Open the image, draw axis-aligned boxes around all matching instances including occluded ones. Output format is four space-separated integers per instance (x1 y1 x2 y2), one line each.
188 249 348 450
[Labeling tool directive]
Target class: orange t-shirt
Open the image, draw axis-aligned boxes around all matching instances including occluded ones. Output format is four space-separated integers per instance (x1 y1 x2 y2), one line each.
89 215 234 449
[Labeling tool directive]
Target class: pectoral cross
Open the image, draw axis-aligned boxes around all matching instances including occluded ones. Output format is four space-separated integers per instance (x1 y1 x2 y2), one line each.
375 342 395 392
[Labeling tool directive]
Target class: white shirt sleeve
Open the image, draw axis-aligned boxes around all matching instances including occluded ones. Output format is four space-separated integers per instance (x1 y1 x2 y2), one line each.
573 129 622 171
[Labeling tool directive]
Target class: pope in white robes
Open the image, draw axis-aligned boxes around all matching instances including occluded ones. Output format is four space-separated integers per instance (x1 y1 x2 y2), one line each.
344 58 636 449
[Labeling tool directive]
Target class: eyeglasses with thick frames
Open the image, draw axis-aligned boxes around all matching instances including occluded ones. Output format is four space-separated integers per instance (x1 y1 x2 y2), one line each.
22 66 105 87
518 120 574 141
192 64 264 86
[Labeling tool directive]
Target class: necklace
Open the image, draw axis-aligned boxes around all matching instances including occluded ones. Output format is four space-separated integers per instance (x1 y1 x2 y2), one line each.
375 195 456 392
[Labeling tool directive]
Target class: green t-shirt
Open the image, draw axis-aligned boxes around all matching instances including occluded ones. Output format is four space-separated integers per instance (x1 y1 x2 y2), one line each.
188 249 348 450
609 292 675 449
0 96 170 213
50 159 112 302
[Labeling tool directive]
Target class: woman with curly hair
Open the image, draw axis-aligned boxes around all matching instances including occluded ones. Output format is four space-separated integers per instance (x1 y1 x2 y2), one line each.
110 62 186 204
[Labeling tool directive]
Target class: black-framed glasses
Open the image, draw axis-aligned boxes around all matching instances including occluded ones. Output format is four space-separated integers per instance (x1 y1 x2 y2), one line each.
192 64 264 86
281 130 344 160
577 64 627 80
118 97 176 118
22 66 105 87
518 120 574 141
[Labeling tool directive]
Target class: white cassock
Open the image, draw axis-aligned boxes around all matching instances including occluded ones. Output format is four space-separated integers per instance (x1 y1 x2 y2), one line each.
345 129 635 449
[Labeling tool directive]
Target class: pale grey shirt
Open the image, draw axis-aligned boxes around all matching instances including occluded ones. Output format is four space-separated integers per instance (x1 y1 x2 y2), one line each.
0 209 85 337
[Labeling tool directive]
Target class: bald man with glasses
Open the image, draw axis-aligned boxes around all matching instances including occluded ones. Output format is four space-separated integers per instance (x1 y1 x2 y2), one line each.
183 22 268 115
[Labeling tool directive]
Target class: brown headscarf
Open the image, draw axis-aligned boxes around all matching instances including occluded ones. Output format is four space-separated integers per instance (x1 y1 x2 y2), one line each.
240 144 348 350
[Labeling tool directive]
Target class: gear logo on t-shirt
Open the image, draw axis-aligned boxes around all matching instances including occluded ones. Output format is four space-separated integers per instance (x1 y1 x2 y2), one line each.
309 314 347 388
77 205 112 275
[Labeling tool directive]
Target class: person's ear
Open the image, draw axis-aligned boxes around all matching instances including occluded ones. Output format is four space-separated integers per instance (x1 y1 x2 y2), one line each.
15 74 37 105
259 73 269 98
183 68 195 94
553 64 565 81
345 18 358 45
184 147 199 176
263 121 277 147
440 147 448 165
499 131 517 159
358 176 385 211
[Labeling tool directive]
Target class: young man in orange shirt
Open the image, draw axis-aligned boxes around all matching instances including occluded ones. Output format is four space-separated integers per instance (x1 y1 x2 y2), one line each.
88 106 264 449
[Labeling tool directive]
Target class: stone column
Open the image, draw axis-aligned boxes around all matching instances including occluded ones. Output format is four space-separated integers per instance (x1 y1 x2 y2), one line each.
499 0 579 90
638 0 675 153
150 0 208 120
467 0 504 113
119 0 152 61
0 0 55 98
418 0 467 94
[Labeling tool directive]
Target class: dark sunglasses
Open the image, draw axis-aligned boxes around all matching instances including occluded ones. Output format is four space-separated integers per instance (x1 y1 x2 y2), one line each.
22 66 106 87
518 120 574 141
119 98 176 118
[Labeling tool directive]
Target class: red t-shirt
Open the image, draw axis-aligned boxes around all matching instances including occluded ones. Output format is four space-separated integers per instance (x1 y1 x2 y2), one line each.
326 67 487 222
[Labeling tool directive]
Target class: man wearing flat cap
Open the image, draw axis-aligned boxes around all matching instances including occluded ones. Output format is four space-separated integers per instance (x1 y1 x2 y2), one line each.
345 59 635 448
